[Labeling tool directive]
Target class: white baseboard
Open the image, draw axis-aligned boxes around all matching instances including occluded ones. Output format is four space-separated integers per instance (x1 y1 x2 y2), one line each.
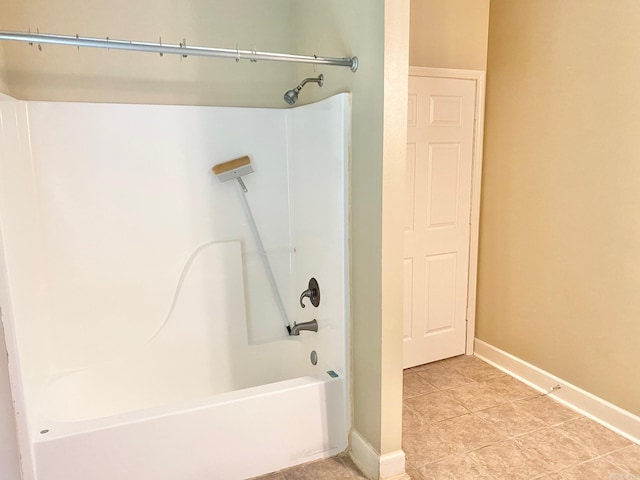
349 429 409 480
474 339 640 445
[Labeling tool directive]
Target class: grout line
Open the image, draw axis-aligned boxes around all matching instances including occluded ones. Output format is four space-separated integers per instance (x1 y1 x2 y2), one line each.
552 454 628 476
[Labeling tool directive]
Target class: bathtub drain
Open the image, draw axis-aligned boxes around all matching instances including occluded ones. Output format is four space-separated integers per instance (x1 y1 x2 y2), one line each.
310 350 318 365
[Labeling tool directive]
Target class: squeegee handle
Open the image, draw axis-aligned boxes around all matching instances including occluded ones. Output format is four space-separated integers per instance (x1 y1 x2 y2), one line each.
235 179 291 333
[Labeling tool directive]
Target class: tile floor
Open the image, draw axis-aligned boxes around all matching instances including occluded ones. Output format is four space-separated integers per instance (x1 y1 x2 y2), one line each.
252 355 640 480
251 455 367 480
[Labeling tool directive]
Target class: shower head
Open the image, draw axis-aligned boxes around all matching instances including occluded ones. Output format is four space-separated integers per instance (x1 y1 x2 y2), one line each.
283 88 299 105
283 74 324 105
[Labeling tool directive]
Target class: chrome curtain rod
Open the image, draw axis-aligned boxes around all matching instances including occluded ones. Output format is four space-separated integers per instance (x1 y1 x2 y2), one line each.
0 30 359 72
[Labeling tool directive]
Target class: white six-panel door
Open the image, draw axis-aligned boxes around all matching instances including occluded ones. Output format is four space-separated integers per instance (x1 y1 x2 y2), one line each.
403 75 477 368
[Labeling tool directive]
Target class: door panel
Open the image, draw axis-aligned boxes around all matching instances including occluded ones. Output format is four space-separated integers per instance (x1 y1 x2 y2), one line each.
427 143 460 227
403 75 476 368
425 252 457 333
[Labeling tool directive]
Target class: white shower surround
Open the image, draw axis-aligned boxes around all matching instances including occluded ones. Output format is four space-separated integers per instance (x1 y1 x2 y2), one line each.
0 93 350 480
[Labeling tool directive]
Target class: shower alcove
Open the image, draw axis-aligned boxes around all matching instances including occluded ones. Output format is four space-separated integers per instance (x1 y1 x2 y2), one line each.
0 92 350 480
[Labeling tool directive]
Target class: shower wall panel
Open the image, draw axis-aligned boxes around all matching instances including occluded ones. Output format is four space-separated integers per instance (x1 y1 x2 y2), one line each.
24 102 292 370
287 94 350 378
0 97 53 467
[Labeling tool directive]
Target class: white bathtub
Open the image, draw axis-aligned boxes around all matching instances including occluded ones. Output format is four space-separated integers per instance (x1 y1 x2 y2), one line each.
34 370 347 480
30 241 348 479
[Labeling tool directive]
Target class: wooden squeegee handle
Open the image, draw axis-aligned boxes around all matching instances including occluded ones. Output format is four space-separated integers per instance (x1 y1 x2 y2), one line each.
212 156 251 175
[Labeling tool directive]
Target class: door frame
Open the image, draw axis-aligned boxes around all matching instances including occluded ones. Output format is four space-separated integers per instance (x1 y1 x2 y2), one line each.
408 66 486 355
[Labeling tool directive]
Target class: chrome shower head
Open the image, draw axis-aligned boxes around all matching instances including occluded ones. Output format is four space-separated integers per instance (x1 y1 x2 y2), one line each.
283 74 324 105
283 88 299 105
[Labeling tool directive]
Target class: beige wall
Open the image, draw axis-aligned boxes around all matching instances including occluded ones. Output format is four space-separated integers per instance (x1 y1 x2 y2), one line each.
1 0 295 106
478 0 640 416
409 0 490 70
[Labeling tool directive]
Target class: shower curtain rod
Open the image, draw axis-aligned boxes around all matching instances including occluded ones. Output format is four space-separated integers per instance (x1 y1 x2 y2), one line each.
0 30 359 72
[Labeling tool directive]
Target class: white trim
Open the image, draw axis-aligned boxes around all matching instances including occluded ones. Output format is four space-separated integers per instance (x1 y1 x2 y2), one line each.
474 339 640 445
350 430 409 480
379 451 408 480
350 429 379 480
408 67 486 356
409 66 485 81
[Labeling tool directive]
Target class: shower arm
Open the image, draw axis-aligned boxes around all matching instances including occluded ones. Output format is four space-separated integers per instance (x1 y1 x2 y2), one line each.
296 75 324 91
0 30 359 72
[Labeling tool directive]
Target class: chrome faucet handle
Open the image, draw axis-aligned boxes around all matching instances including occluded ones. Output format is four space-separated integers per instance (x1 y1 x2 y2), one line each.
299 277 320 308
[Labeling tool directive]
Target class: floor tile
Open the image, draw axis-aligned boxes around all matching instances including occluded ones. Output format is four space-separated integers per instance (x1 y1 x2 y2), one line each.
282 457 355 480
418 454 494 479
555 417 632 456
553 457 626 479
279 464 316 480
604 443 640 473
474 401 548 438
403 422 460 467
405 463 426 480
405 390 469 424
447 381 510 412
403 372 438 398
413 364 476 390
467 440 550 479
338 456 368 479
449 356 505 382
514 395 582 426
251 472 287 480
432 413 507 454
403 402 425 430
512 426 593 472
484 374 539 402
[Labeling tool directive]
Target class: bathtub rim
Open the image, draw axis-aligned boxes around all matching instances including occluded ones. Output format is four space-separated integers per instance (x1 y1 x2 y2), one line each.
35 369 344 442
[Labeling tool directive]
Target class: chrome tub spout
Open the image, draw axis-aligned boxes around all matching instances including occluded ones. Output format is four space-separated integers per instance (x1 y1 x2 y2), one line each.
289 319 318 336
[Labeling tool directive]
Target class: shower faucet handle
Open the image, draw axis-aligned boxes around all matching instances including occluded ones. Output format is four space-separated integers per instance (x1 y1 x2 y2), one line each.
299 277 320 308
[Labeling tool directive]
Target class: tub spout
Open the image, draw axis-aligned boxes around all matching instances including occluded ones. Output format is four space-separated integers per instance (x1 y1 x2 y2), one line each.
289 319 318 336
